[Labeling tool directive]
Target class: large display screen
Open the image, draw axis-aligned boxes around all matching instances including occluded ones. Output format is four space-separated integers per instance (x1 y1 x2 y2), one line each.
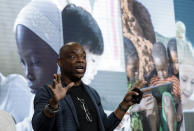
0 0 193 130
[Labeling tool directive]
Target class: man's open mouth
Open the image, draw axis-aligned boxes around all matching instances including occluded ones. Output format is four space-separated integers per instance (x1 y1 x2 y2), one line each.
75 65 85 73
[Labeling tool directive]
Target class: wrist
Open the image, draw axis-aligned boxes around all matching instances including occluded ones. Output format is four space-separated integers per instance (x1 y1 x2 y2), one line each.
48 98 59 109
44 103 60 116
121 100 129 108
119 102 129 112
114 102 129 120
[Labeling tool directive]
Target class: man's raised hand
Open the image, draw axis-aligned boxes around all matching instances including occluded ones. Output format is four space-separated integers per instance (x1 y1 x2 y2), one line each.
114 80 147 120
122 80 147 107
48 74 74 108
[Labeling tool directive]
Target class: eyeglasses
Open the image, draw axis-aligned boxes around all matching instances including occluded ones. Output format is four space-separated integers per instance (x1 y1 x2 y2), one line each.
77 97 93 122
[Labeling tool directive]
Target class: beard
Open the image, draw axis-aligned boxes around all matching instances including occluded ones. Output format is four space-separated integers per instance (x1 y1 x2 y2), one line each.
60 68 83 82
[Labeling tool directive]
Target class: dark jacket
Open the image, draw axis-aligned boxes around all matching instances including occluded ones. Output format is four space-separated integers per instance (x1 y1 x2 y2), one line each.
32 83 121 131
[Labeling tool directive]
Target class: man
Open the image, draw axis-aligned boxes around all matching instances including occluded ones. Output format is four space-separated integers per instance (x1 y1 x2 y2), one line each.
32 42 146 131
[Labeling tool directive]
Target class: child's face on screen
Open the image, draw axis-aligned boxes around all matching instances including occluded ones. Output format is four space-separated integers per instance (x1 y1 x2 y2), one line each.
153 57 168 79
16 25 58 93
170 50 179 75
126 55 139 83
180 64 194 101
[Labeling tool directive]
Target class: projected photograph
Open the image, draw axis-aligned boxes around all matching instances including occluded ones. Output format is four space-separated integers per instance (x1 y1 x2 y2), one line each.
116 0 183 131
0 0 127 130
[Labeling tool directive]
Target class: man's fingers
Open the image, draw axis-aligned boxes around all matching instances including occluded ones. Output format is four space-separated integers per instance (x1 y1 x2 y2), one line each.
127 91 139 96
57 74 61 83
131 80 146 90
142 94 151 98
56 74 59 82
130 80 142 90
53 74 57 87
48 85 52 89
53 74 57 80
53 79 58 88
65 82 75 91
48 85 54 92
134 80 143 87
141 87 151 93
138 81 147 89
124 91 138 103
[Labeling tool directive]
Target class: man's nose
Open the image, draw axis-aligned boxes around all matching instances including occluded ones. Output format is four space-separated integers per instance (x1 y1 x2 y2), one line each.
77 56 85 62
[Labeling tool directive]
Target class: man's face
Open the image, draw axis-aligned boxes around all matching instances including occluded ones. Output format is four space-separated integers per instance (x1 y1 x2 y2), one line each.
82 49 101 85
59 44 86 81
126 55 139 83
154 57 168 79
180 64 194 101
16 25 58 93
170 50 179 75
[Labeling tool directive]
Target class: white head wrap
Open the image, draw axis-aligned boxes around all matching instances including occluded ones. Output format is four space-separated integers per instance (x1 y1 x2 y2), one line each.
14 0 63 54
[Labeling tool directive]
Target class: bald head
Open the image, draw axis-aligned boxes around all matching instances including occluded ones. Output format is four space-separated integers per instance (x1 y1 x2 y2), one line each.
59 42 84 59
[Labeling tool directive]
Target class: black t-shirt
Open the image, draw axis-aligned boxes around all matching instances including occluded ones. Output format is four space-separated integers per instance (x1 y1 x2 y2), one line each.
69 84 99 131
